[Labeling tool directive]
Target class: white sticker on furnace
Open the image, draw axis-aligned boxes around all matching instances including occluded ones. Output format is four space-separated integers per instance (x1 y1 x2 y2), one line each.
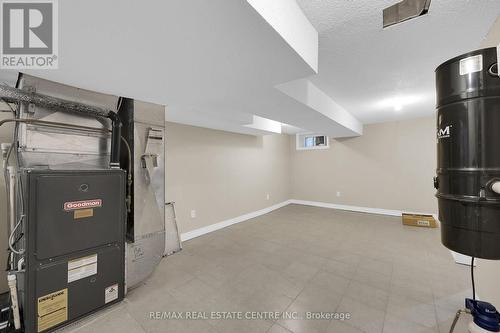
105 284 119 304
68 254 97 283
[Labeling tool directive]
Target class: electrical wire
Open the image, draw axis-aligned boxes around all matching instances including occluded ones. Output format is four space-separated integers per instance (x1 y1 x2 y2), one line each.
120 136 132 175
8 216 24 255
2 104 21 270
13 107 23 216
12 109 25 259
120 136 133 213
471 257 476 300
447 256 476 333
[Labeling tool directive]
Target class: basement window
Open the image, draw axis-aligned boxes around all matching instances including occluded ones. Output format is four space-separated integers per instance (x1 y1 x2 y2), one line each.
296 133 329 150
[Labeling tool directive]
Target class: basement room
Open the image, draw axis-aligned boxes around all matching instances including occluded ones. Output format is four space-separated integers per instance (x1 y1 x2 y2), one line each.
0 0 499 332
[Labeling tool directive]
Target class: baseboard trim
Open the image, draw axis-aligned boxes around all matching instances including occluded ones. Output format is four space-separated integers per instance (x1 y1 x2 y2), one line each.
180 200 292 241
289 199 438 221
180 199 438 242
289 199 401 216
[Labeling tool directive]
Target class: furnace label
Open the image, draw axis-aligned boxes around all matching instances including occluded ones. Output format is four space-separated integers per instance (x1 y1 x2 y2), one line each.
63 199 102 211
105 284 119 304
68 254 98 283
74 208 94 219
37 288 68 332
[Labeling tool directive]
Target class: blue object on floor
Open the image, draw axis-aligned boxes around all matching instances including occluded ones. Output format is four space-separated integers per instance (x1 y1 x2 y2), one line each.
466 298 500 332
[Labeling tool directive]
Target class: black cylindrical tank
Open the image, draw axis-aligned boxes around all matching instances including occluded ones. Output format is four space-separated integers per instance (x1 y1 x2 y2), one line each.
435 47 500 259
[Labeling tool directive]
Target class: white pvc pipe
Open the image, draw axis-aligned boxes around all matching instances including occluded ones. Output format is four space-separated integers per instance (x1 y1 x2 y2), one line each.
491 181 500 195
7 274 21 330
7 166 15 234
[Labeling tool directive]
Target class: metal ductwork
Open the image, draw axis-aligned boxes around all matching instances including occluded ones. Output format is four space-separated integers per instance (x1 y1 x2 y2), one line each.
383 0 431 28
0 74 176 332
0 84 122 168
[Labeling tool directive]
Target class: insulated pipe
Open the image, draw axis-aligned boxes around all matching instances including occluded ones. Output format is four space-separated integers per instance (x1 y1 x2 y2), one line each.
0 85 122 167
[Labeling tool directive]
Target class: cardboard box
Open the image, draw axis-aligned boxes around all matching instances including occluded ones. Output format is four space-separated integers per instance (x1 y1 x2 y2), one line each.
402 213 438 228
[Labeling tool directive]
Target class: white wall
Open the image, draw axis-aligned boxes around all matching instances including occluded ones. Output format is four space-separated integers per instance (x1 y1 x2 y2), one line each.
165 116 438 238
165 122 291 235
290 116 437 214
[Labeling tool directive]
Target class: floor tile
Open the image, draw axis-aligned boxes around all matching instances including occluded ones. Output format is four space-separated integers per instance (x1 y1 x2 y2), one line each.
310 270 351 296
326 320 365 333
344 281 390 312
267 323 293 333
386 294 437 328
60 206 469 333
383 313 438 333
336 297 385 333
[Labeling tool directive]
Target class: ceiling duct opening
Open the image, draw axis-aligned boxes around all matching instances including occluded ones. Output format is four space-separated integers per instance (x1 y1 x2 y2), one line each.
383 0 431 28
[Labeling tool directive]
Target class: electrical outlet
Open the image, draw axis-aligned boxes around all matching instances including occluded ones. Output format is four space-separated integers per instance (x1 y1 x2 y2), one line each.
336 191 341 197
190 210 196 218
266 193 270 200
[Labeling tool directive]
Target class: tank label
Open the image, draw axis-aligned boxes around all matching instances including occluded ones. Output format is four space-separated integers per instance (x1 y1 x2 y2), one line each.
437 125 451 139
459 55 483 75
105 284 119 304
64 199 102 211
68 254 98 283
37 288 68 332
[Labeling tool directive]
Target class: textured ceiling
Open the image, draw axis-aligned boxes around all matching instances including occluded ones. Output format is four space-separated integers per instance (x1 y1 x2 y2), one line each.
0 0 362 137
297 0 500 123
1 0 498 134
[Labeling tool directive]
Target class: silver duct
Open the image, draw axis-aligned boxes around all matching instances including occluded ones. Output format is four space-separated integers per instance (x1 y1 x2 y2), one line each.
0 84 122 167
383 0 431 28
4 74 168 291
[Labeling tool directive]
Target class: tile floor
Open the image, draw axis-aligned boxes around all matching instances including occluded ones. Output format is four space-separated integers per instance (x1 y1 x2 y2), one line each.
59 204 474 333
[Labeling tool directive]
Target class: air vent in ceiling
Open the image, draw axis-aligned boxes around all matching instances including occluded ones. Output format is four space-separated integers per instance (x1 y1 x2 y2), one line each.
383 0 431 28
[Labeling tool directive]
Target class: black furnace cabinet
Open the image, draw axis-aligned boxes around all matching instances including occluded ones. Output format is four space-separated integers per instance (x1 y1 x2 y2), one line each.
19 169 126 333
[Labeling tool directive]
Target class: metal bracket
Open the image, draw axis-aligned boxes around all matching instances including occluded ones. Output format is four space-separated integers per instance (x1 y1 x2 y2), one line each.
27 103 36 114
25 86 36 114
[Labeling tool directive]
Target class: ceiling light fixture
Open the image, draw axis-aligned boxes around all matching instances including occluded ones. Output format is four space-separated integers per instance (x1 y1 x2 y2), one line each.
376 94 422 112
